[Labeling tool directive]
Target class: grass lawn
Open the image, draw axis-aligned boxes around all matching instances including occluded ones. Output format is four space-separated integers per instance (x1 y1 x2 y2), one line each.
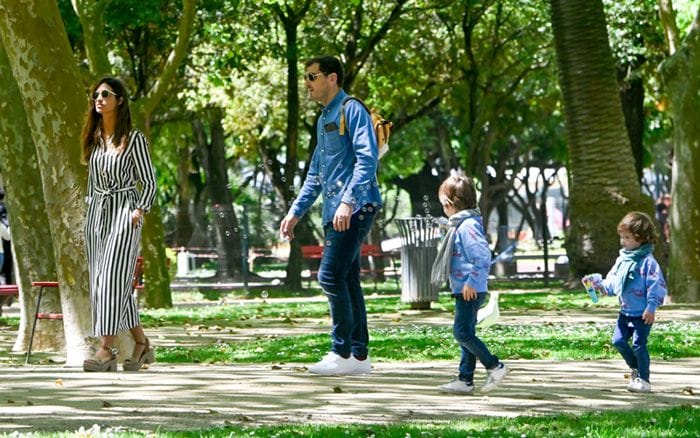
154 320 700 364
170 405 700 437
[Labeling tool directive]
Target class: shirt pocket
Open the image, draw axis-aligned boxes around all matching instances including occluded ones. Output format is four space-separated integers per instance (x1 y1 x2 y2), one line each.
323 129 344 155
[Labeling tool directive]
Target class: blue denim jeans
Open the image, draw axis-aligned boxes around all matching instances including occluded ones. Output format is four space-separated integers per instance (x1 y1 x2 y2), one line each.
612 313 652 381
318 205 377 359
454 293 499 382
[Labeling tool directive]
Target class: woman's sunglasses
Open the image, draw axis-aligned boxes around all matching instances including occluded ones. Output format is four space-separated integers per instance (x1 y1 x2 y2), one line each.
91 89 119 100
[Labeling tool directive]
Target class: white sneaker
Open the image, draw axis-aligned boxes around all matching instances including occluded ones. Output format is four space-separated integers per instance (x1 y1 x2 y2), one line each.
439 379 475 394
627 377 651 393
628 369 639 385
481 363 509 393
308 352 367 375
351 356 371 374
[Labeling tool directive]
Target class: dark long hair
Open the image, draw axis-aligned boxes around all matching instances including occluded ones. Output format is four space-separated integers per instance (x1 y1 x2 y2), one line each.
80 77 132 164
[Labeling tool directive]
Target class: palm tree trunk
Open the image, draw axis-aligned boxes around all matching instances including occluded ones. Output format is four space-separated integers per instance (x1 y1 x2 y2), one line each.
549 0 654 277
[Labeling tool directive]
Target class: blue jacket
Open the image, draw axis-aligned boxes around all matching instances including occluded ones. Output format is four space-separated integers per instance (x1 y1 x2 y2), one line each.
449 215 491 295
600 253 667 317
290 90 382 225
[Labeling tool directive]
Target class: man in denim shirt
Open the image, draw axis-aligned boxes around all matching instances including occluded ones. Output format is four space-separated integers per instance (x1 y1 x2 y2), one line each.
280 56 382 375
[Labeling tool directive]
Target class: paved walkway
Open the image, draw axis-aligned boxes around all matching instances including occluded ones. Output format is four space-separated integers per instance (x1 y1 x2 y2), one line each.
1 359 698 433
0 296 698 433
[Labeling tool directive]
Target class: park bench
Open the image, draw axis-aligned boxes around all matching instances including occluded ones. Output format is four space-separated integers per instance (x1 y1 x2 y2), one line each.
301 244 399 289
0 284 19 316
0 284 19 299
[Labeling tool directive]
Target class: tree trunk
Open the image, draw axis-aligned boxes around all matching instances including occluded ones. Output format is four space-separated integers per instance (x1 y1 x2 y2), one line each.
173 140 195 247
394 164 443 217
272 2 309 288
659 6 700 303
141 203 173 309
193 111 243 278
617 67 645 182
549 0 654 277
0 43 63 353
0 2 93 365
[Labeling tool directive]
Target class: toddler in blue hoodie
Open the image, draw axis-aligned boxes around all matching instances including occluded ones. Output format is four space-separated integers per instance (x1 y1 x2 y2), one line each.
584 211 667 393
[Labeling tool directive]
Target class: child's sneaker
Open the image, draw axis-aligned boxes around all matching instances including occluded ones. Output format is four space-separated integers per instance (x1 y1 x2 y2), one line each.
627 377 651 393
481 362 509 393
438 379 474 394
628 369 639 385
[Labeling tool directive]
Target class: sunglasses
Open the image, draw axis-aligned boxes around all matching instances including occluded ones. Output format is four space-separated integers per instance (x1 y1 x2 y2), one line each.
91 89 118 100
303 72 325 82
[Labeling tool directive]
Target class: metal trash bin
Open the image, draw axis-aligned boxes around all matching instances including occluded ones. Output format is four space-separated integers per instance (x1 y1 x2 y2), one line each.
396 217 441 309
554 255 569 279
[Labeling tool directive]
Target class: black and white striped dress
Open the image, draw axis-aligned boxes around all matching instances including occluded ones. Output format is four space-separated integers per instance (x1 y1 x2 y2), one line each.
84 130 156 337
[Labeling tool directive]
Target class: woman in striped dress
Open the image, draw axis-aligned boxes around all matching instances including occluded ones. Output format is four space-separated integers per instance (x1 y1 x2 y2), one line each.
80 77 156 372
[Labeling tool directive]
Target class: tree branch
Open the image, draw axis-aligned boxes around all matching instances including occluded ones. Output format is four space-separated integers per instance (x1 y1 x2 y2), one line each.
658 0 682 55
72 0 112 78
138 0 196 117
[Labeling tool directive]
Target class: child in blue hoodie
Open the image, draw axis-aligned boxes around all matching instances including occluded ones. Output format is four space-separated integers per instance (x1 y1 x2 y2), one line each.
431 174 508 394
584 211 667 393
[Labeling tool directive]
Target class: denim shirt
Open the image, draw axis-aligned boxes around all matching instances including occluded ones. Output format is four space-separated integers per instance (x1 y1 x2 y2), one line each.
449 216 492 295
600 254 667 317
290 90 382 225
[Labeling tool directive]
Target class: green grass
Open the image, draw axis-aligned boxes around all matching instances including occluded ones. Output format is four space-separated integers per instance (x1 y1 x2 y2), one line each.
46 405 696 437
154 321 700 364
0 316 18 327
139 290 627 328
195 405 700 437
140 295 441 327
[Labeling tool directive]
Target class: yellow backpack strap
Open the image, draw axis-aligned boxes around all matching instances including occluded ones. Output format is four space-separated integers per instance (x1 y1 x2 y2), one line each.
339 96 366 136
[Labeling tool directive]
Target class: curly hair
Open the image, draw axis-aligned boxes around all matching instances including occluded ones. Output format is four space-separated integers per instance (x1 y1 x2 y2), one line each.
617 211 659 245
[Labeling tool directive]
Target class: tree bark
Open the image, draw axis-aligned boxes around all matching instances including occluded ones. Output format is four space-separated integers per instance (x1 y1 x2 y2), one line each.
271 1 310 288
192 112 243 278
659 5 700 302
0 2 92 365
0 42 63 353
549 0 654 277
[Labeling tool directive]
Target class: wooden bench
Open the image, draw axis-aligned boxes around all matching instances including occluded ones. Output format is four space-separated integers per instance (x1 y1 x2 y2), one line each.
301 244 399 289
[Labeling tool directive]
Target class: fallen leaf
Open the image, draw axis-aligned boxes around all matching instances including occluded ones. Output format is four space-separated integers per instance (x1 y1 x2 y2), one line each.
54 379 63 387
682 386 694 396
101 400 112 408
333 386 343 393
271 365 282 370
7 399 14 404
26 400 34 406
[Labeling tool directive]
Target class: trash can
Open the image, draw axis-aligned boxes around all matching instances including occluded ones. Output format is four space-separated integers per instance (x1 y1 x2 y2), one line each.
176 247 195 277
396 217 442 309
554 255 569 279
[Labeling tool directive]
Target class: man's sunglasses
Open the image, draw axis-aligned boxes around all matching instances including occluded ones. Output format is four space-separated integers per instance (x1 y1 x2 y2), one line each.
303 72 325 82
91 89 119 100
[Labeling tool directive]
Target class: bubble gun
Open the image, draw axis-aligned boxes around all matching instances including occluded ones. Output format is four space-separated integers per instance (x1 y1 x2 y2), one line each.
581 273 602 303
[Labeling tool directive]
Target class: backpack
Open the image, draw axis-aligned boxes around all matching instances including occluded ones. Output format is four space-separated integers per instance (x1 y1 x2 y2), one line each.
338 97 392 159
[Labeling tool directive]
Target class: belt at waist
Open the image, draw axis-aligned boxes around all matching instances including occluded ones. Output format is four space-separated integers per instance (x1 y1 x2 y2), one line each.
93 186 136 196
